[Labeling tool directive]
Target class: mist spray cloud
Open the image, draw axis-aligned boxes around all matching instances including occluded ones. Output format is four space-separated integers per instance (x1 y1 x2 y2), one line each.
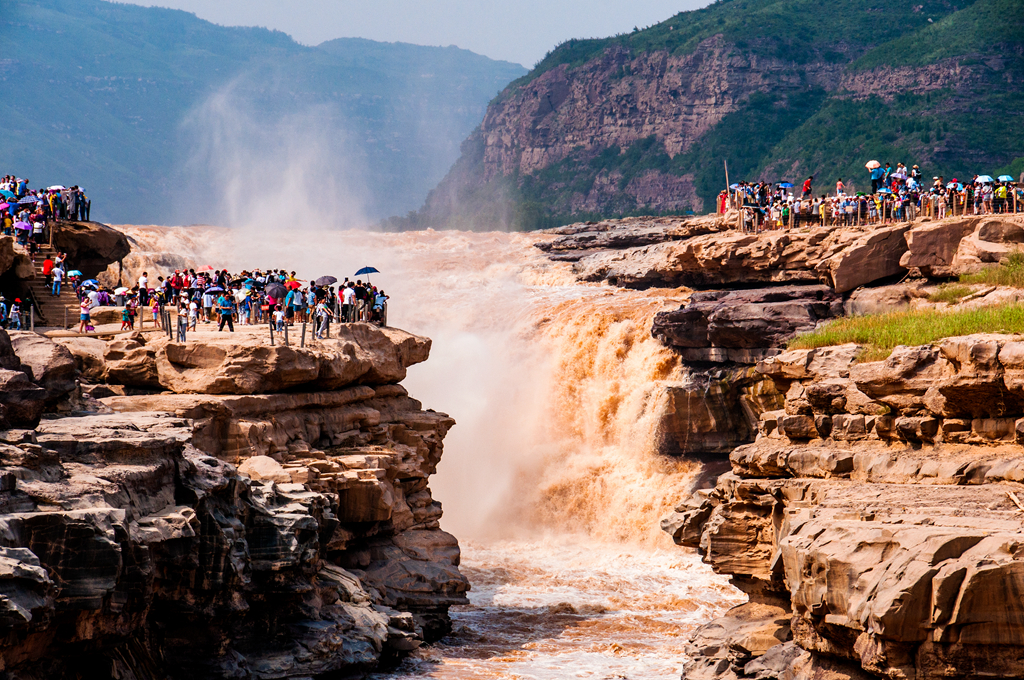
177 79 370 232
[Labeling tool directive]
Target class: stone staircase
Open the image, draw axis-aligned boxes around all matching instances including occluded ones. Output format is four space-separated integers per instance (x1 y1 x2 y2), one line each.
27 243 81 329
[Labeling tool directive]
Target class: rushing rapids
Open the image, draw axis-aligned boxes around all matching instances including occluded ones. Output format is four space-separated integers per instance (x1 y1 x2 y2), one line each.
108 225 743 677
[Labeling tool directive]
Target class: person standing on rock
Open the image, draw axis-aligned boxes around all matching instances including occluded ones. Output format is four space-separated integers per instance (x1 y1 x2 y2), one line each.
216 293 234 332
314 297 333 339
341 283 355 322
802 176 813 198
78 296 92 334
8 299 20 331
138 272 149 307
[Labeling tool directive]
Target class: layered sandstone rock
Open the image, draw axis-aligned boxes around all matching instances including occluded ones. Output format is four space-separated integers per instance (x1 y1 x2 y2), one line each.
0 324 466 679
56 323 429 394
536 213 729 261
541 213 1024 293
667 334 1024 680
653 286 842 364
50 220 131 278
553 221 910 291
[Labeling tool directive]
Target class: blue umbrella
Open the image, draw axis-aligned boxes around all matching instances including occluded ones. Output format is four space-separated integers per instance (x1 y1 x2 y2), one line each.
877 188 892 194
976 175 994 183
998 175 1015 182
778 182 794 188
946 182 963 190
729 183 739 189
67 270 83 277
355 266 380 276
0 190 14 200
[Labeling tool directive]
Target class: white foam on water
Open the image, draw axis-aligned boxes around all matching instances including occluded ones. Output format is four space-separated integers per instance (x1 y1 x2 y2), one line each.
376 537 743 680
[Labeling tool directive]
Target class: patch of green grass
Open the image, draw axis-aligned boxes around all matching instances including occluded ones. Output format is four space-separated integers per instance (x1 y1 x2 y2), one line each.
960 251 1024 287
928 283 975 304
789 303 1024 362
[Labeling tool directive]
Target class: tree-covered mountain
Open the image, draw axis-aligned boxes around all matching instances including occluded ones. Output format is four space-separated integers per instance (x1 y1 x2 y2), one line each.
0 0 526 225
407 0 1024 231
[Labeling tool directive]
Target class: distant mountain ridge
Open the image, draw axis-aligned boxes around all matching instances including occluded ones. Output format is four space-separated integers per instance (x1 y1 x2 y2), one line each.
0 0 526 225
408 0 1024 231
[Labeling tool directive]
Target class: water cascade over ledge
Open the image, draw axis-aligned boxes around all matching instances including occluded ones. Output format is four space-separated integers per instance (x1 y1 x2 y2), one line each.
107 224 743 678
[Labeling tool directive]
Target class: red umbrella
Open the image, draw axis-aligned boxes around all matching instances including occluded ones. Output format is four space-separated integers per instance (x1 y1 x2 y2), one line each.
285 281 302 290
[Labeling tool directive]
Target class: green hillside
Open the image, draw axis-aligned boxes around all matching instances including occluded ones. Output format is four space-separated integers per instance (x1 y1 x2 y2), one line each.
410 0 1024 231
0 0 526 225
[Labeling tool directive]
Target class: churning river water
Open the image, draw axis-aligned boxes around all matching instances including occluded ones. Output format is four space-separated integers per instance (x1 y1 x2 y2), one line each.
113 225 743 679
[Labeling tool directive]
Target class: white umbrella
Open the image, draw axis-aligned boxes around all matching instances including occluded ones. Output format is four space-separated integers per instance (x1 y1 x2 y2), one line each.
114 287 130 295
865 160 881 170
47 185 66 191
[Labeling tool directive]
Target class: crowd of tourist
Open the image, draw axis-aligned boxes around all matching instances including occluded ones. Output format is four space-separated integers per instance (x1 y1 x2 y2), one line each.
1 175 90 239
65 267 389 336
720 163 1024 232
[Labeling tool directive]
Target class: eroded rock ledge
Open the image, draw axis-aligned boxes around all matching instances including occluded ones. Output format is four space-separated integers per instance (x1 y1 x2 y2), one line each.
0 324 466 679
665 335 1024 680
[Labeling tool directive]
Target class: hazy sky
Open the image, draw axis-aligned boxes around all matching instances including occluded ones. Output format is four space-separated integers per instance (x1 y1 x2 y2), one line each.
117 0 709 66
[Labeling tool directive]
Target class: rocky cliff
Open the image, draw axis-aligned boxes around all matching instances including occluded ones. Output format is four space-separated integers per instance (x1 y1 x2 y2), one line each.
409 0 1024 230
664 335 1024 680
0 320 466 678
537 212 1024 458
535 209 1024 678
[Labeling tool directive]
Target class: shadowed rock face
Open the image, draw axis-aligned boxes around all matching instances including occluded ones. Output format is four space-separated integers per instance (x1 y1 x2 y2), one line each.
0 324 466 678
649 287 839 459
50 221 131 279
665 334 1024 680
653 286 842 359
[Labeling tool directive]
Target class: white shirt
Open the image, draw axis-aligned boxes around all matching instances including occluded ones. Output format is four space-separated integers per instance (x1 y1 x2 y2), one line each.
138 275 148 289
342 288 355 305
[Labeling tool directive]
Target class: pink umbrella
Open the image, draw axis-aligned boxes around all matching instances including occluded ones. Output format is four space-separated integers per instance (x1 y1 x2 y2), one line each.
14 221 31 231
0 203 9 210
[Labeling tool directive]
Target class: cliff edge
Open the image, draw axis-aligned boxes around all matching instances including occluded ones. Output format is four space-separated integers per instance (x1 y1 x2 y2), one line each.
0 322 466 679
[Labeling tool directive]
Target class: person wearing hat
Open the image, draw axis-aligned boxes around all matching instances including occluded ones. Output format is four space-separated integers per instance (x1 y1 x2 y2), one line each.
8 299 20 330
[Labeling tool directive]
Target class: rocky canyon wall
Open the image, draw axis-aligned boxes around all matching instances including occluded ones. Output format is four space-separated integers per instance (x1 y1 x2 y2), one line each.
0 318 466 678
534 211 1024 679
412 19 1017 230
665 335 1024 680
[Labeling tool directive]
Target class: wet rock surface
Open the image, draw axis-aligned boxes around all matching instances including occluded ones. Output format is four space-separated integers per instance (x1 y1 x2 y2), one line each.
0 322 466 678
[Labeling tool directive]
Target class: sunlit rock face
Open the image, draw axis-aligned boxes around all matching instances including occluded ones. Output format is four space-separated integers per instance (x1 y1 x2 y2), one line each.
668 335 1024 680
0 318 466 678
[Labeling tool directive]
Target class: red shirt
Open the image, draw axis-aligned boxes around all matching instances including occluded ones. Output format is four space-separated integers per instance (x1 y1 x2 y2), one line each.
42 259 54 275
803 179 812 194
